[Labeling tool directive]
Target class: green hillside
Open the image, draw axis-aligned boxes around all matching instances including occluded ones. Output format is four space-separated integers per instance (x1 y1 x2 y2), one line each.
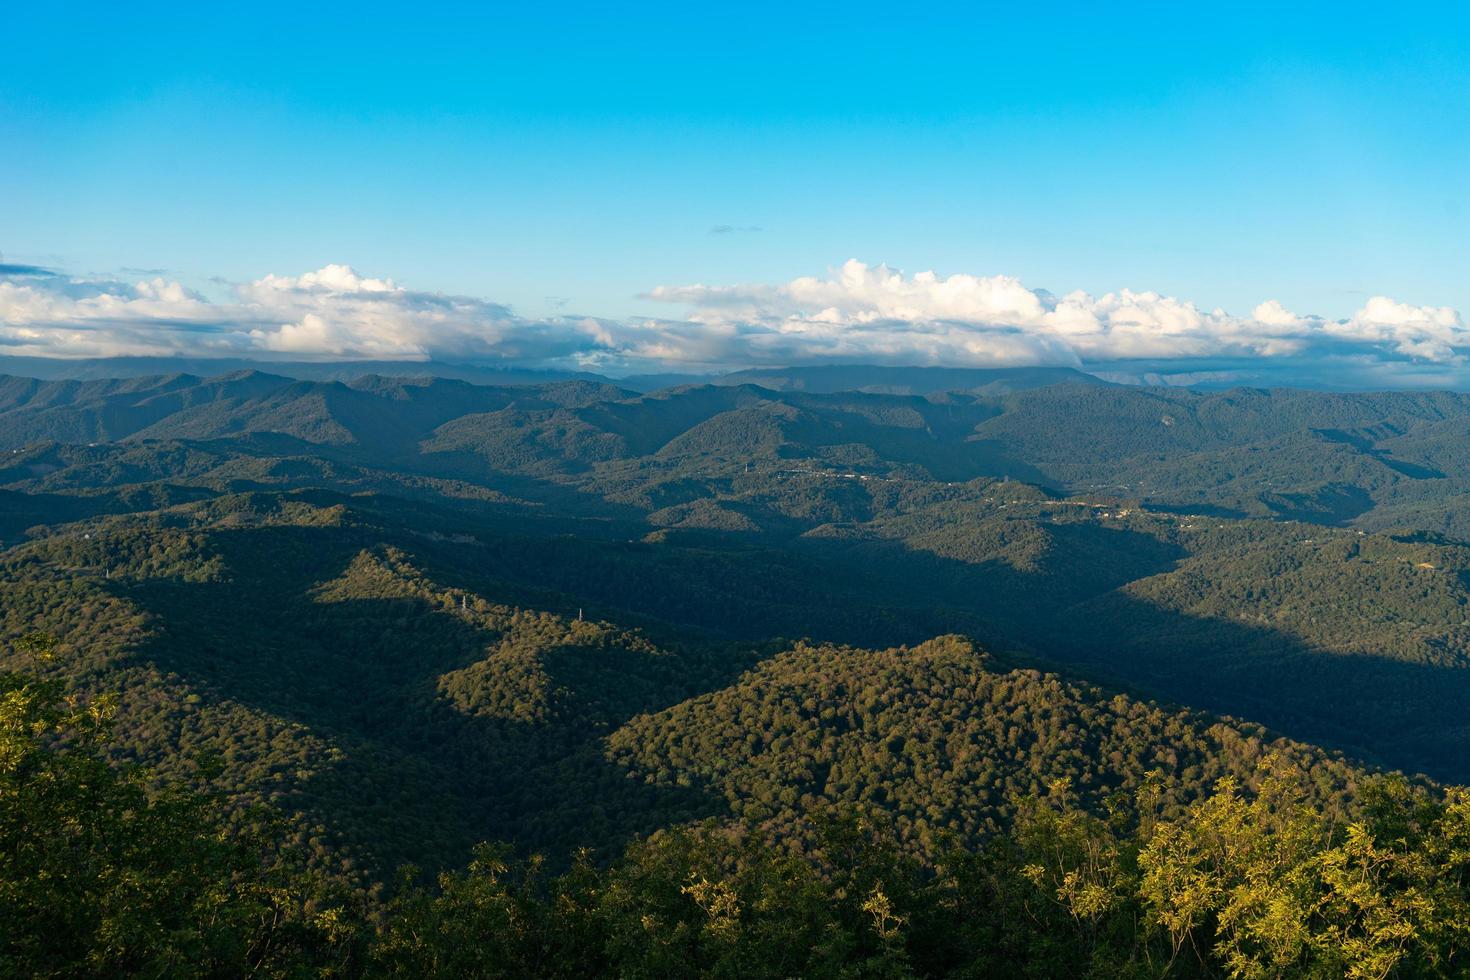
7 366 1470 975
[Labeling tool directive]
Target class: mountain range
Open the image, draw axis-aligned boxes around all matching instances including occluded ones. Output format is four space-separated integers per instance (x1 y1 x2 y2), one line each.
7 361 1470 974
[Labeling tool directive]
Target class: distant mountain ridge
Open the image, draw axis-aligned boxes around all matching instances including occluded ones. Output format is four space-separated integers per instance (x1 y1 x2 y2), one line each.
8 368 1470 531
0 356 606 386
626 364 1110 394
0 357 1109 394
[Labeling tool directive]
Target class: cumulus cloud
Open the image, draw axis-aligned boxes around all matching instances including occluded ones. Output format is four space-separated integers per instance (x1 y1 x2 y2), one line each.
0 263 619 365
643 260 1470 380
1326 296 1466 362
1 259 1468 387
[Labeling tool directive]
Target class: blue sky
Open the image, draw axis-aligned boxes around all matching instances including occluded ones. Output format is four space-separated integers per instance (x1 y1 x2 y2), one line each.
3 2 1470 382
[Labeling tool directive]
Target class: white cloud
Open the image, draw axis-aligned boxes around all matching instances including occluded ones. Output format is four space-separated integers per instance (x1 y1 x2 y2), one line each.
643 261 1470 374
1326 297 1466 362
248 264 399 296
0 265 616 364
1 260 1468 387
1251 299 1304 327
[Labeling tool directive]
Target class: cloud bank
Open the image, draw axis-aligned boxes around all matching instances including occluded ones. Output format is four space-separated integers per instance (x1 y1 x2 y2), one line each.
2 259 1468 387
0 263 617 366
644 261 1467 379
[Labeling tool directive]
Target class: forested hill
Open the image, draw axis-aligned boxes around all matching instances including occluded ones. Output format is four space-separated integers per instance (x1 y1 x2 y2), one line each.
8 369 1470 785
8 368 1470 536
10 365 1470 974
0 490 1370 882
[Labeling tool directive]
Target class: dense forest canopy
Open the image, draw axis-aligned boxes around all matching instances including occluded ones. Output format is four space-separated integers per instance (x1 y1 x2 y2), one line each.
7 365 1470 976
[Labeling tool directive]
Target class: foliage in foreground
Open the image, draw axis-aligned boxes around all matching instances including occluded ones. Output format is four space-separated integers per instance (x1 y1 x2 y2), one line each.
8 663 1470 978
0 664 363 977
